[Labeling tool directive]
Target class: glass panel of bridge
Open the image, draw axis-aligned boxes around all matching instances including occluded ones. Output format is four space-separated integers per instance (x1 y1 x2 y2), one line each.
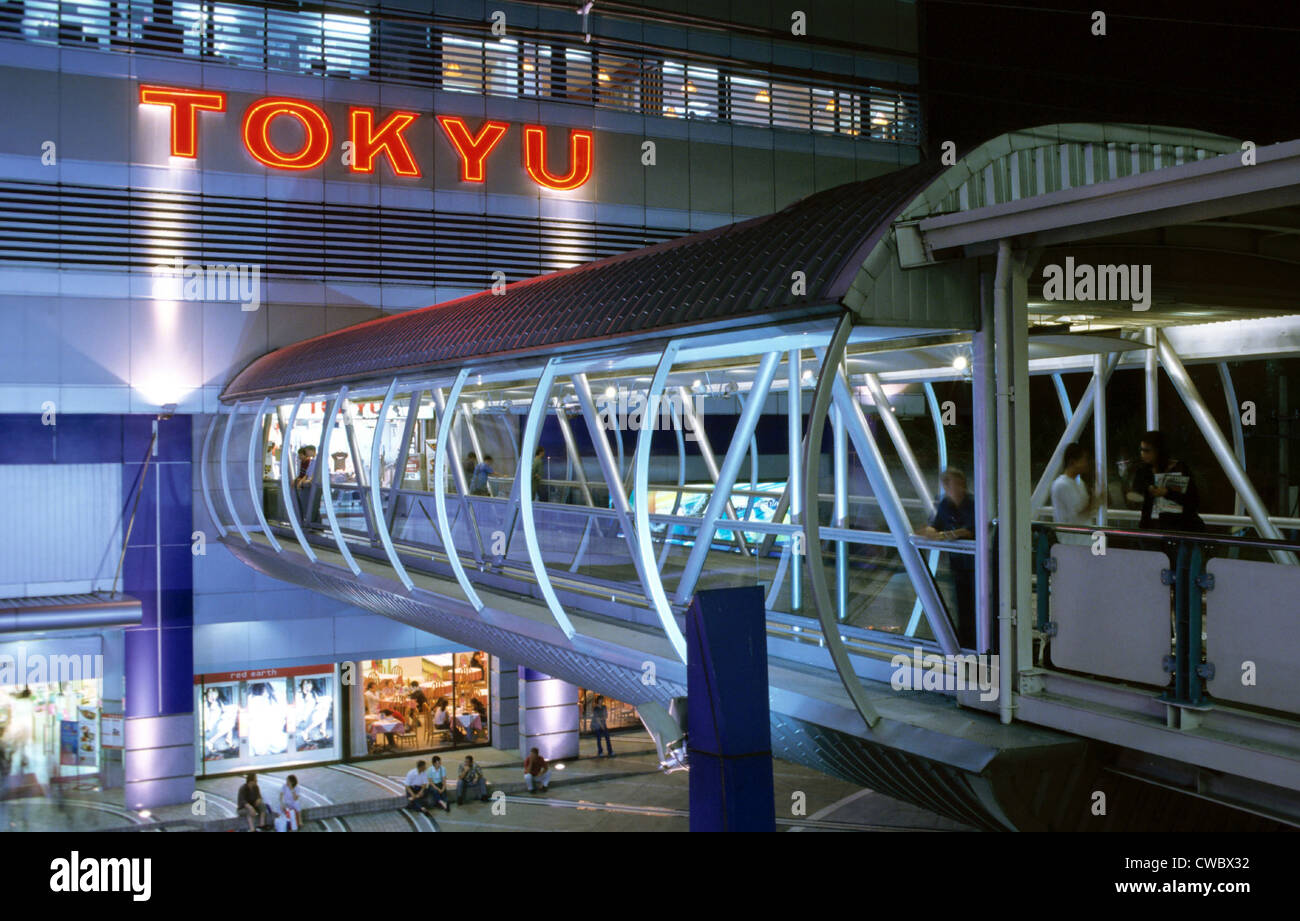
203 411 237 535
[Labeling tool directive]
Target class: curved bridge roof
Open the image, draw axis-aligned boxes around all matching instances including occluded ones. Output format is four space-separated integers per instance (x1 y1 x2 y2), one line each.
222 161 942 399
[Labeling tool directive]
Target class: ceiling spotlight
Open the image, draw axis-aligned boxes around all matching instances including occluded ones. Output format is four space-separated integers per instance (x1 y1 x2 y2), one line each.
473 399 486 411
604 385 617 399
692 379 703 391
952 355 969 371
801 369 814 385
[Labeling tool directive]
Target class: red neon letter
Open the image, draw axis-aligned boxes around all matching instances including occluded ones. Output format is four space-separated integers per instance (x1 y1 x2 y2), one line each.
350 108 422 177
523 126 593 191
138 85 226 158
242 98 333 171
437 116 509 183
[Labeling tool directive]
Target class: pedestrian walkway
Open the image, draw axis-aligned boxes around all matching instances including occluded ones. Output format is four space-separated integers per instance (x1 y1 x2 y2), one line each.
1 731 970 832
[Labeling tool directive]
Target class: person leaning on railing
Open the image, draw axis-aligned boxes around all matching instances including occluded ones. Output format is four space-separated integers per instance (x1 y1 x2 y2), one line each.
916 467 976 649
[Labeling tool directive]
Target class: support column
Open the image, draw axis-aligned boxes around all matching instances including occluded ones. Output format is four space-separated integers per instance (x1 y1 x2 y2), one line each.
1094 353 1108 527
973 274 997 655
831 405 849 620
489 658 519 752
993 241 1032 722
1145 327 1159 429
124 413 194 809
517 668 578 761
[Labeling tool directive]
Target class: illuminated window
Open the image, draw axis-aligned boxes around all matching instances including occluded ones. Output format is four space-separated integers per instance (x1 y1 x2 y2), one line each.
771 81 812 131
595 52 642 111
729 75 772 127
520 42 553 97
441 34 485 93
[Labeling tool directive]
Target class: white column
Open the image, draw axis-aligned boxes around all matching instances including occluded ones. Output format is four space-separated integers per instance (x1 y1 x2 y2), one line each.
517 668 579 761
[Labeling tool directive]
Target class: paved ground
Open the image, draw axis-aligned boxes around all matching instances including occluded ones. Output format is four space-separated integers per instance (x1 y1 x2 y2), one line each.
0 731 970 832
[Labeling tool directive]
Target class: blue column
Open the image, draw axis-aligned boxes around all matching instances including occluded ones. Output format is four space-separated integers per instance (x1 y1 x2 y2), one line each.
687 585 775 832
122 415 194 810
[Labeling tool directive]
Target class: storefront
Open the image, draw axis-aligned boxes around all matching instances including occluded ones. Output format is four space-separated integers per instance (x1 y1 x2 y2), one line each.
1 638 108 795
194 664 342 776
579 689 639 734
353 652 491 758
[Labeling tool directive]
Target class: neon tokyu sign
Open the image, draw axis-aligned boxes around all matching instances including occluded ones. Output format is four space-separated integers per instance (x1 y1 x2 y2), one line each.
138 85 593 190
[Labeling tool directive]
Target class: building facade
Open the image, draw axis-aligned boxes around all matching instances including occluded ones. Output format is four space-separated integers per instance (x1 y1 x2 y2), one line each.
0 0 919 808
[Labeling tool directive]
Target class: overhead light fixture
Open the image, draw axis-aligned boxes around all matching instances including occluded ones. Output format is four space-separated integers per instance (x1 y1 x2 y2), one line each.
952 355 969 371
604 385 617 399
473 399 486 411
801 369 814 385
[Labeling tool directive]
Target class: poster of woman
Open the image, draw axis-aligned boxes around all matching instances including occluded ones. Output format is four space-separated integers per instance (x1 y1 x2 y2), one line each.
202 685 240 761
294 677 334 751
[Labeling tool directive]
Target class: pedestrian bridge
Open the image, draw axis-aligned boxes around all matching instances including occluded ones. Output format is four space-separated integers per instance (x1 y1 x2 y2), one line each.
208 124 1300 830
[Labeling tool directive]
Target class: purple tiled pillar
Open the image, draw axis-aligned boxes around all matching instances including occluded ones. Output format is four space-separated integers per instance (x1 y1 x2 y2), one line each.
121 414 195 810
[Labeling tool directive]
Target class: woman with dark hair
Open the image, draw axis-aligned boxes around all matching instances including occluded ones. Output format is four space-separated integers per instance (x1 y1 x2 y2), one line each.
1133 430 1203 531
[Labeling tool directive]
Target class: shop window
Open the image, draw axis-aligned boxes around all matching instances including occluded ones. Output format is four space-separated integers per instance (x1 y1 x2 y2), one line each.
196 665 340 775
1 666 104 792
579 689 639 732
358 652 490 757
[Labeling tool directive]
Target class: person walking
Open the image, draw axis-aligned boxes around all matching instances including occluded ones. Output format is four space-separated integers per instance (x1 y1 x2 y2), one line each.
531 445 546 502
470 455 494 496
461 452 477 492
591 695 614 758
523 747 551 793
1051 443 1099 545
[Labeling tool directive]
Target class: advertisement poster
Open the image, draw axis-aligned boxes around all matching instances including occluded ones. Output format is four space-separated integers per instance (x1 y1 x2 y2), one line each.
101 714 124 751
294 677 335 751
76 707 98 765
59 720 78 766
201 685 240 762
245 678 289 758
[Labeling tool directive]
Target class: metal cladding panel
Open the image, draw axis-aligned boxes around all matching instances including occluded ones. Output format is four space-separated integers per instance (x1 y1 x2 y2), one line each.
222 162 944 399
1204 557 1300 715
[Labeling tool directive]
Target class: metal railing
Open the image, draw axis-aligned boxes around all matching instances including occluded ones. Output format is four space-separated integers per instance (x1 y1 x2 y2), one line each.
1035 522 1300 710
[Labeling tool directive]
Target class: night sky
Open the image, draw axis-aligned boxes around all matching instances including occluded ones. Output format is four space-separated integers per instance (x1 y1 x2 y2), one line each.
916 1 1300 518
920 0 1300 156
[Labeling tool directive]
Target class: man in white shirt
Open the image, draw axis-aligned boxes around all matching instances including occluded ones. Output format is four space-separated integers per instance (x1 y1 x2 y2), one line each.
1051 443 1096 542
405 759 434 816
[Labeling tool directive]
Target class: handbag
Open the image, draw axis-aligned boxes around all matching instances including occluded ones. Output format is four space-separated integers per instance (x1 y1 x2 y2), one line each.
274 813 289 833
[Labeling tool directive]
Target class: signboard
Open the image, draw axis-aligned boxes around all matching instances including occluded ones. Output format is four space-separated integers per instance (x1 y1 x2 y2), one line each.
101 714 124 751
139 85 594 189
